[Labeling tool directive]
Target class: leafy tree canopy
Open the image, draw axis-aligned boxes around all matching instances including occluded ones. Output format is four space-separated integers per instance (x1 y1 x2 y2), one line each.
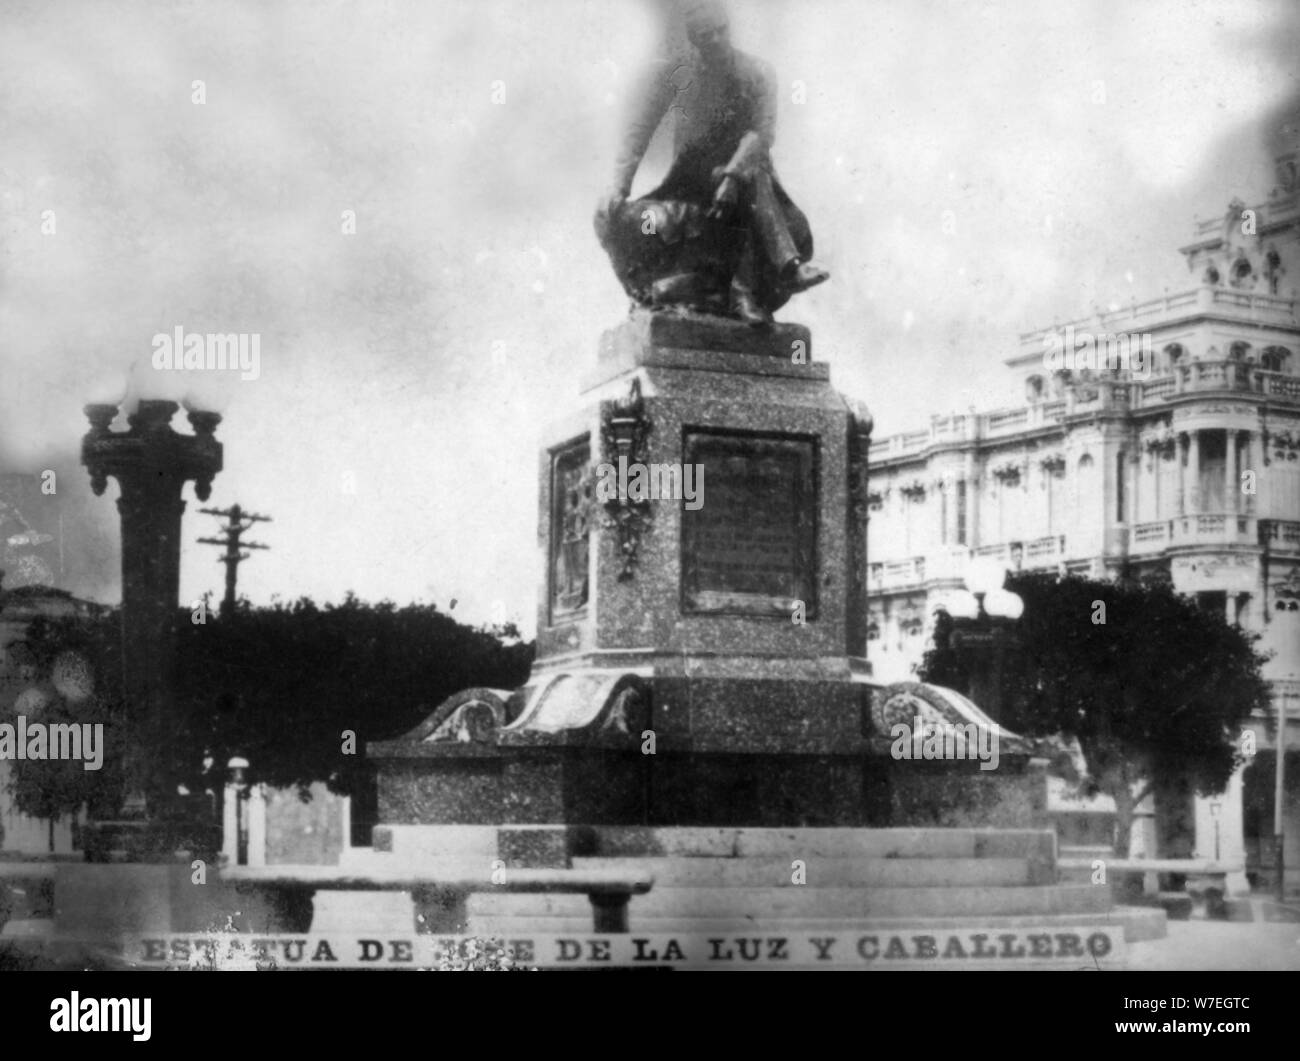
919 572 1273 851
1 594 534 818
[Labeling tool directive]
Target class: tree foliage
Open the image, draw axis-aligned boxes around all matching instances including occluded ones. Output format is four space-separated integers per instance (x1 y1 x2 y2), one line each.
2 595 534 818
918 572 1273 851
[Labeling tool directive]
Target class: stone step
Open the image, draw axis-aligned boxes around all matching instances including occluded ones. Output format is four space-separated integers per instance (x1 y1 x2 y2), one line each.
465 908 1164 944
569 856 1035 888
467 883 1108 921
566 827 1055 862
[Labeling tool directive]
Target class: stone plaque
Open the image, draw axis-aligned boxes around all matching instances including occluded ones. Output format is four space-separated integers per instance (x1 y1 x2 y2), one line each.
681 432 817 616
549 440 592 622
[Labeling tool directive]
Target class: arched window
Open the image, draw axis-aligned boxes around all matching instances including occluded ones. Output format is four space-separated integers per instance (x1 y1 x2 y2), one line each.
1261 346 1291 373
1228 341 1252 363
1163 343 1186 372
1230 255 1254 288
1025 375 1045 403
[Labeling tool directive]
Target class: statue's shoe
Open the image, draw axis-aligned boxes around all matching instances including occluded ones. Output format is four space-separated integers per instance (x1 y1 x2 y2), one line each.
731 291 774 328
784 260 830 293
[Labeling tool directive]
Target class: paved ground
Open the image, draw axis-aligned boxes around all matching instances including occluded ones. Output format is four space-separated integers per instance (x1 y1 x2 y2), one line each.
1126 903 1300 970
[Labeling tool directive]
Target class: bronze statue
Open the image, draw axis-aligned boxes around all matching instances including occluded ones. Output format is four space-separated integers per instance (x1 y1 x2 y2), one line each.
594 0 828 326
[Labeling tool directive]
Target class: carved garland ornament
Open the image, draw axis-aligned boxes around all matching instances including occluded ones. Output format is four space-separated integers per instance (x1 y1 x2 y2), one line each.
600 378 655 580
990 461 1023 487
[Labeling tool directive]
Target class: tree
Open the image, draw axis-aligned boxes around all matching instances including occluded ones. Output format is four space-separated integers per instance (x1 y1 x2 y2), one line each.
918 572 1273 855
2 595 534 820
172 594 534 798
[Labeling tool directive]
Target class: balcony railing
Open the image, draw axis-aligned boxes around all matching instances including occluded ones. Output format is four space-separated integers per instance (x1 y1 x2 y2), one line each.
1024 535 1066 565
1257 371 1300 400
1131 514 1255 550
1132 521 1171 551
1260 519 1300 551
869 557 927 591
1018 285 1298 349
870 361 1300 464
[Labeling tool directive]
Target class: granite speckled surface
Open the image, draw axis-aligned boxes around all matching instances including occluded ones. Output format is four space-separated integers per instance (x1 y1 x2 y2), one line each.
370 314 1041 831
536 313 864 664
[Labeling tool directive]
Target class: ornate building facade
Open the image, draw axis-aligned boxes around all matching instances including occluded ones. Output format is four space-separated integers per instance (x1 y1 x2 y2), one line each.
867 153 1300 888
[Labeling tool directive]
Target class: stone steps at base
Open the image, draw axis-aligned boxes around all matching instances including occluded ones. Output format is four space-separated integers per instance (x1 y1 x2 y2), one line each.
466 883 1109 921
569 856 1035 888
465 909 1159 943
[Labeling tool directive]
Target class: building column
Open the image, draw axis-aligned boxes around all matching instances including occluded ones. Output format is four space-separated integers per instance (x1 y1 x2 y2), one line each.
965 457 980 549
944 478 960 546
1187 430 1202 515
1177 434 1187 516
1246 431 1262 516
1226 430 1238 514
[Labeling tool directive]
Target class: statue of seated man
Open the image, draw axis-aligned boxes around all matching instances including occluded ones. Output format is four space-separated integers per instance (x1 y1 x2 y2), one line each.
594 0 828 326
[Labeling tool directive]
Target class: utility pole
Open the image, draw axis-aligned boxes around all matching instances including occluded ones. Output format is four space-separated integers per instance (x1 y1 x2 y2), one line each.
198 504 270 619
1276 692 1287 903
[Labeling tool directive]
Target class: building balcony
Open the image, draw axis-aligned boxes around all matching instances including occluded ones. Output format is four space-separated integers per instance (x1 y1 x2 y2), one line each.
973 534 1066 570
1131 513 1256 553
871 360 1300 465
1018 285 1298 351
869 556 926 592
1259 519 1300 553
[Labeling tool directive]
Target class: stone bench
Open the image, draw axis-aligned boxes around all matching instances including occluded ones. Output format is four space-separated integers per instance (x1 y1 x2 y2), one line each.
221 866 654 934
1058 857 1240 918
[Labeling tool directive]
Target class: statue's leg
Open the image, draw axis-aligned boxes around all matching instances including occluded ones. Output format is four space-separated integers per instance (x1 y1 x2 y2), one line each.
751 170 800 277
729 235 772 327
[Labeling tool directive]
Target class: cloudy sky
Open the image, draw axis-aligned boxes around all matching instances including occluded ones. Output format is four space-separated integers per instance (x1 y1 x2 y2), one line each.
1 0 1297 633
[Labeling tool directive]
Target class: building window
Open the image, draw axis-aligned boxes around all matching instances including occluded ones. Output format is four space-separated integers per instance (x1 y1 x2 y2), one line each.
957 481 967 546
1261 346 1291 373
1196 591 1226 614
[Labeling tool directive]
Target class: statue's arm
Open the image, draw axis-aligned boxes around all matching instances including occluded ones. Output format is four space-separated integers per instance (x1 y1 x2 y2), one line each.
723 59 778 182
610 62 675 196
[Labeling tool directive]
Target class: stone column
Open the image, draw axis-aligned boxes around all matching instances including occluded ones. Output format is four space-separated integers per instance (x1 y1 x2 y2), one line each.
1226 430 1238 514
944 477 960 546
1187 430 1202 515
964 456 980 549
1177 433 1188 516
1246 432 1262 516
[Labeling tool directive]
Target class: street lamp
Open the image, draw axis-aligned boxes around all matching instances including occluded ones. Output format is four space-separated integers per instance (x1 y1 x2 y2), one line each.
937 558 1025 626
934 560 1025 719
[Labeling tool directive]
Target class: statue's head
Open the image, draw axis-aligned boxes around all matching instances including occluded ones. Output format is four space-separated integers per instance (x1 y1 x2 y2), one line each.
682 0 731 63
